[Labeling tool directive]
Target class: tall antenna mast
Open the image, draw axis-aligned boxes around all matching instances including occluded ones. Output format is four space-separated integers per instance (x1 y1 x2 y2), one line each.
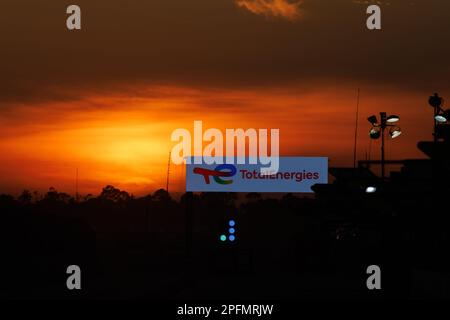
166 151 171 193
353 88 360 169
76 168 79 202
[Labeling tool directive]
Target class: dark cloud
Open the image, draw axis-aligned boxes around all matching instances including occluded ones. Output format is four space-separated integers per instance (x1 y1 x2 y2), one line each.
0 0 449 104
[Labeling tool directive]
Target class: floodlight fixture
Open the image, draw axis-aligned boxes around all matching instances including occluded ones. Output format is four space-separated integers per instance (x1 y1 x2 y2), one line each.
369 127 381 139
367 111 402 180
434 109 450 123
389 127 402 139
435 115 447 123
429 93 443 108
386 115 400 123
368 115 378 125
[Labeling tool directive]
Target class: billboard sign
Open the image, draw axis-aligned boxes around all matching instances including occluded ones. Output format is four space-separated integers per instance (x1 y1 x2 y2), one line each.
186 157 328 193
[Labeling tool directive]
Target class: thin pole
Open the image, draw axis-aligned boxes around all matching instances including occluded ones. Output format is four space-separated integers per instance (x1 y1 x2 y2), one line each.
76 168 79 202
434 106 438 143
380 112 387 180
166 151 171 193
353 88 360 169
381 126 385 180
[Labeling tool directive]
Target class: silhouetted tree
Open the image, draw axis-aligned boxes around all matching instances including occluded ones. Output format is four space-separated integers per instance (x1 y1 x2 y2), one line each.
18 190 32 205
98 185 131 203
152 188 171 202
32 190 41 202
43 187 71 203
0 194 14 209
44 187 59 201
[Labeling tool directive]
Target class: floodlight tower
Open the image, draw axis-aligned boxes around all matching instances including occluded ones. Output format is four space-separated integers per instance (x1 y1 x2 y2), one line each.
428 93 450 142
368 112 402 180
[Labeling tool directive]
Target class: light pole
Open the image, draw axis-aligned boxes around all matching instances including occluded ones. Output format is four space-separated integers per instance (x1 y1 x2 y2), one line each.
368 112 402 180
428 93 450 142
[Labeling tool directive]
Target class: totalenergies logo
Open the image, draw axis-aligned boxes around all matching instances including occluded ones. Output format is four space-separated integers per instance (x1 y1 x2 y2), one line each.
193 164 237 185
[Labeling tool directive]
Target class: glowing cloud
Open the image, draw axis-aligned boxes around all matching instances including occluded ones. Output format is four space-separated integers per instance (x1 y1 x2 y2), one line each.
236 0 303 21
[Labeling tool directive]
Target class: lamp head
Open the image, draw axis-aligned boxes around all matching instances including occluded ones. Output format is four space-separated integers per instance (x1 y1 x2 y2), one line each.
367 115 378 125
435 114 447 123
429 93 443 108
389 126 402 139
435 109 450 123
386 115 400 123
369 127 381 139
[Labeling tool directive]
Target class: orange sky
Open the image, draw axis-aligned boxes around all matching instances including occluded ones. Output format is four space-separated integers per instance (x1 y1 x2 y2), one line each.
1 1 449 196
0 84 437 196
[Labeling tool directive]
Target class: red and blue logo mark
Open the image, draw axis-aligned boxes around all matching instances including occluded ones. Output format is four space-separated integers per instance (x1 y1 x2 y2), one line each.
193 164 237 185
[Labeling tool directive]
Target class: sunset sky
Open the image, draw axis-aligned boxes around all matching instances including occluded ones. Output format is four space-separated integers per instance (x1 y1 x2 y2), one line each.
1 0 450 196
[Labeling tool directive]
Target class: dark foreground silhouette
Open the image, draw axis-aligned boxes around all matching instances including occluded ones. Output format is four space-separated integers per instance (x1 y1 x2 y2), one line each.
2 97 450 300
